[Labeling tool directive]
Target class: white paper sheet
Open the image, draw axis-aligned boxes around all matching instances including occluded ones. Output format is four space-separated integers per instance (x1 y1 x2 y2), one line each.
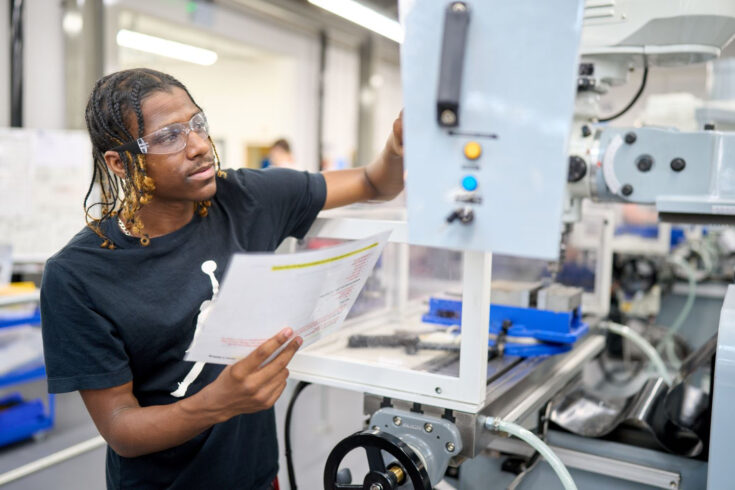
185 230 391 364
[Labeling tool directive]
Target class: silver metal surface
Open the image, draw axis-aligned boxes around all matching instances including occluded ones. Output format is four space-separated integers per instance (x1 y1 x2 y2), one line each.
481 335 605 424
370 408 462 487
364 334 604 458
553 446 680 489
481 436 681 489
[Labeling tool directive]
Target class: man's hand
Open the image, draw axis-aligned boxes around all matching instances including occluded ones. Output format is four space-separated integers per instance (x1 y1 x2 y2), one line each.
81 328 302 458
322 110 405 209
203 328 302 422
387 110 404 158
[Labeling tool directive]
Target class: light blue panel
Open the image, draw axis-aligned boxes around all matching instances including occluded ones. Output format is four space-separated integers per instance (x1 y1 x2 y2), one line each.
598 128 735 216
399 0 584 259
707 285 735 490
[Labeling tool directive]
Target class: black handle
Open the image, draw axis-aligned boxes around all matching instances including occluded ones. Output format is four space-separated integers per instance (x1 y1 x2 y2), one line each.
437 2 471 128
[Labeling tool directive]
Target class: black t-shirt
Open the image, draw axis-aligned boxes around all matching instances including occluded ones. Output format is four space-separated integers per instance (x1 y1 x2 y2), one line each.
40 168 326 490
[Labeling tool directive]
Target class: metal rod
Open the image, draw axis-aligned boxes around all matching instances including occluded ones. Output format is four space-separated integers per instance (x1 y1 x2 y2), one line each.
10 0 23 127
0 436 106 486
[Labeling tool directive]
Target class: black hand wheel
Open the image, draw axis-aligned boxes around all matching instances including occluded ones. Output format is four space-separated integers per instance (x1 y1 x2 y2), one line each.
323 429 431 490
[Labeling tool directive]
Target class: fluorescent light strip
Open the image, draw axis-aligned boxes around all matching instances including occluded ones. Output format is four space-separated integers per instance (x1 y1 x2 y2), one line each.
308 0 403 43
116 29 218 66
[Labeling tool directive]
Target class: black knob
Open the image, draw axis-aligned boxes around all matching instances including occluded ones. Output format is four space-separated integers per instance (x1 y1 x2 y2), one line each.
704 123 716 131
581 125 591 138
567 156 587 182
621 184 633 196
579 63 594 76
670 158 686 172
636 155 653 172
624 132 637 145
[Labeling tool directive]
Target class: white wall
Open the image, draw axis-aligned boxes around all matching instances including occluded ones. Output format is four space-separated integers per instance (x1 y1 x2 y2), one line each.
322 43 359 169
118 56 300 171
598 63 709 129
108 0 321 171
0 0 8 127
372 59 402 161
23 0 65 129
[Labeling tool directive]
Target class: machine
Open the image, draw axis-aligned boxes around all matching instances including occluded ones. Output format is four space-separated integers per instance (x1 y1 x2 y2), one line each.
287 1 735 489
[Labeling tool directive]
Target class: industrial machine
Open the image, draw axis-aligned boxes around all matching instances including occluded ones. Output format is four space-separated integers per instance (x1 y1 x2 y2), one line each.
288 1 735 488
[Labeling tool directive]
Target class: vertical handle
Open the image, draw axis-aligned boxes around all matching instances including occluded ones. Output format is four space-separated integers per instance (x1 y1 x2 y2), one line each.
437 2 471 128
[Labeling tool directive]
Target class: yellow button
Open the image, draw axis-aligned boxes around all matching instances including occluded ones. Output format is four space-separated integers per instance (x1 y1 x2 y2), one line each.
464 141 482 160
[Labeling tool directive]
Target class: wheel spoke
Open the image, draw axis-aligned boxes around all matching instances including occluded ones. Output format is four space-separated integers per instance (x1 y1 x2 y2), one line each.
365 446 386 472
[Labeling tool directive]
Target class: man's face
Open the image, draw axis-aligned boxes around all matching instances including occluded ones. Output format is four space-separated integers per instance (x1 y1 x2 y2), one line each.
132 87 217 204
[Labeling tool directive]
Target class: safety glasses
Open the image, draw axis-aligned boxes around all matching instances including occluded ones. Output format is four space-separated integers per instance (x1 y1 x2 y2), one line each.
110 112 209 155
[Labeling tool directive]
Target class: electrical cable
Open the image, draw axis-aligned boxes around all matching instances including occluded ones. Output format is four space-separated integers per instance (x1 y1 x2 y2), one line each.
484 416 577 490
285 381 311 490
598 67 649 123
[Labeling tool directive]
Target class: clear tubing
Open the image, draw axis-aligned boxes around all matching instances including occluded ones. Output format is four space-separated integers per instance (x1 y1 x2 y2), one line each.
603 321 673 385
658 257 697 368
483 416 577 490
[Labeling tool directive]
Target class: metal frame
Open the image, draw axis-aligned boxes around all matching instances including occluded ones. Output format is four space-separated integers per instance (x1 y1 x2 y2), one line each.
289 215 493 413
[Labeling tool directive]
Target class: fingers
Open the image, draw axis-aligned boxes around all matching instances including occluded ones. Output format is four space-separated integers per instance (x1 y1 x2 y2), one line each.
231 328 294 379
255 336 302 379
392 112 404 156
264 379 289 408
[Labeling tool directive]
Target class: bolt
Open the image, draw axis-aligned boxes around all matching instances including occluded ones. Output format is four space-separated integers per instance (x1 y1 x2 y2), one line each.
446 442 456 452
624 132 637 144
451 2 467 12
372 425 380 431
440 109 457 126
370 484 383 490
621 184 633 196
636 154 653 172
393 416 402 426
435 387 443 394
424 423 434 433
581 125 591 137
670 158 686 172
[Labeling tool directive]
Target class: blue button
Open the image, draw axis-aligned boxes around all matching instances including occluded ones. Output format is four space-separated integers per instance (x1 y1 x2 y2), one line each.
461 176 478 192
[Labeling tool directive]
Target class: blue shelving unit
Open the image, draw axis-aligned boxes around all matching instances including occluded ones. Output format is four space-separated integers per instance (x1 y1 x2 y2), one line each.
0 309 55 447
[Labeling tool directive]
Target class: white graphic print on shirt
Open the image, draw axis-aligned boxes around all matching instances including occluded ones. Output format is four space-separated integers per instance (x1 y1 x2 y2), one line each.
171 260 219 398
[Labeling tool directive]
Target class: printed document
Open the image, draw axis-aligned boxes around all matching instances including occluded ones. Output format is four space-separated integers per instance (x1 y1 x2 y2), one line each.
185 230 391 364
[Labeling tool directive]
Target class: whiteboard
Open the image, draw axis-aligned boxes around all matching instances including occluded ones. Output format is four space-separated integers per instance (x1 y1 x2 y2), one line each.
0 128 93 262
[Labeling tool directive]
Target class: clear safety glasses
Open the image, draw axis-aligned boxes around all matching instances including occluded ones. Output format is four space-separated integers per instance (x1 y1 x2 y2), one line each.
110 112 210 155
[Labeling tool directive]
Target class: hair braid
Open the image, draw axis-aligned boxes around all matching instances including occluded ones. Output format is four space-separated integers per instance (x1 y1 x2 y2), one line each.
83 68 224 249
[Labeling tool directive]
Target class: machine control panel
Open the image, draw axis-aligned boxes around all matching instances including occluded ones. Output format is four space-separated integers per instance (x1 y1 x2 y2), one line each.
400 0 584 258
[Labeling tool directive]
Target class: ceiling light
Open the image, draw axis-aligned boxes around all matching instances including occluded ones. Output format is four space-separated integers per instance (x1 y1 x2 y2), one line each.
116 29 218 66
308 0 403 43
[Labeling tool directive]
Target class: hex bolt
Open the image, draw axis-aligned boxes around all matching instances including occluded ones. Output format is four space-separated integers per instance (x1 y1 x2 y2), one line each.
624 132 637 144
451 2 467 12
636 155 653 172
670 158 686 172
440 109 457 126
370 484 383 490
393 416 402 427
621 184 633 196
446 442 456 453
372 425 380 431
424 423 434 433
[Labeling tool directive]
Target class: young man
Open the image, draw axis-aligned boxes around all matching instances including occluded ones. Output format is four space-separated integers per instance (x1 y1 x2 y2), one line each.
40 68 404 489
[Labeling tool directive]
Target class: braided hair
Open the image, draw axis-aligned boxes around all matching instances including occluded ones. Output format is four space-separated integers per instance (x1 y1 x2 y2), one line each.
83 68 226 249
